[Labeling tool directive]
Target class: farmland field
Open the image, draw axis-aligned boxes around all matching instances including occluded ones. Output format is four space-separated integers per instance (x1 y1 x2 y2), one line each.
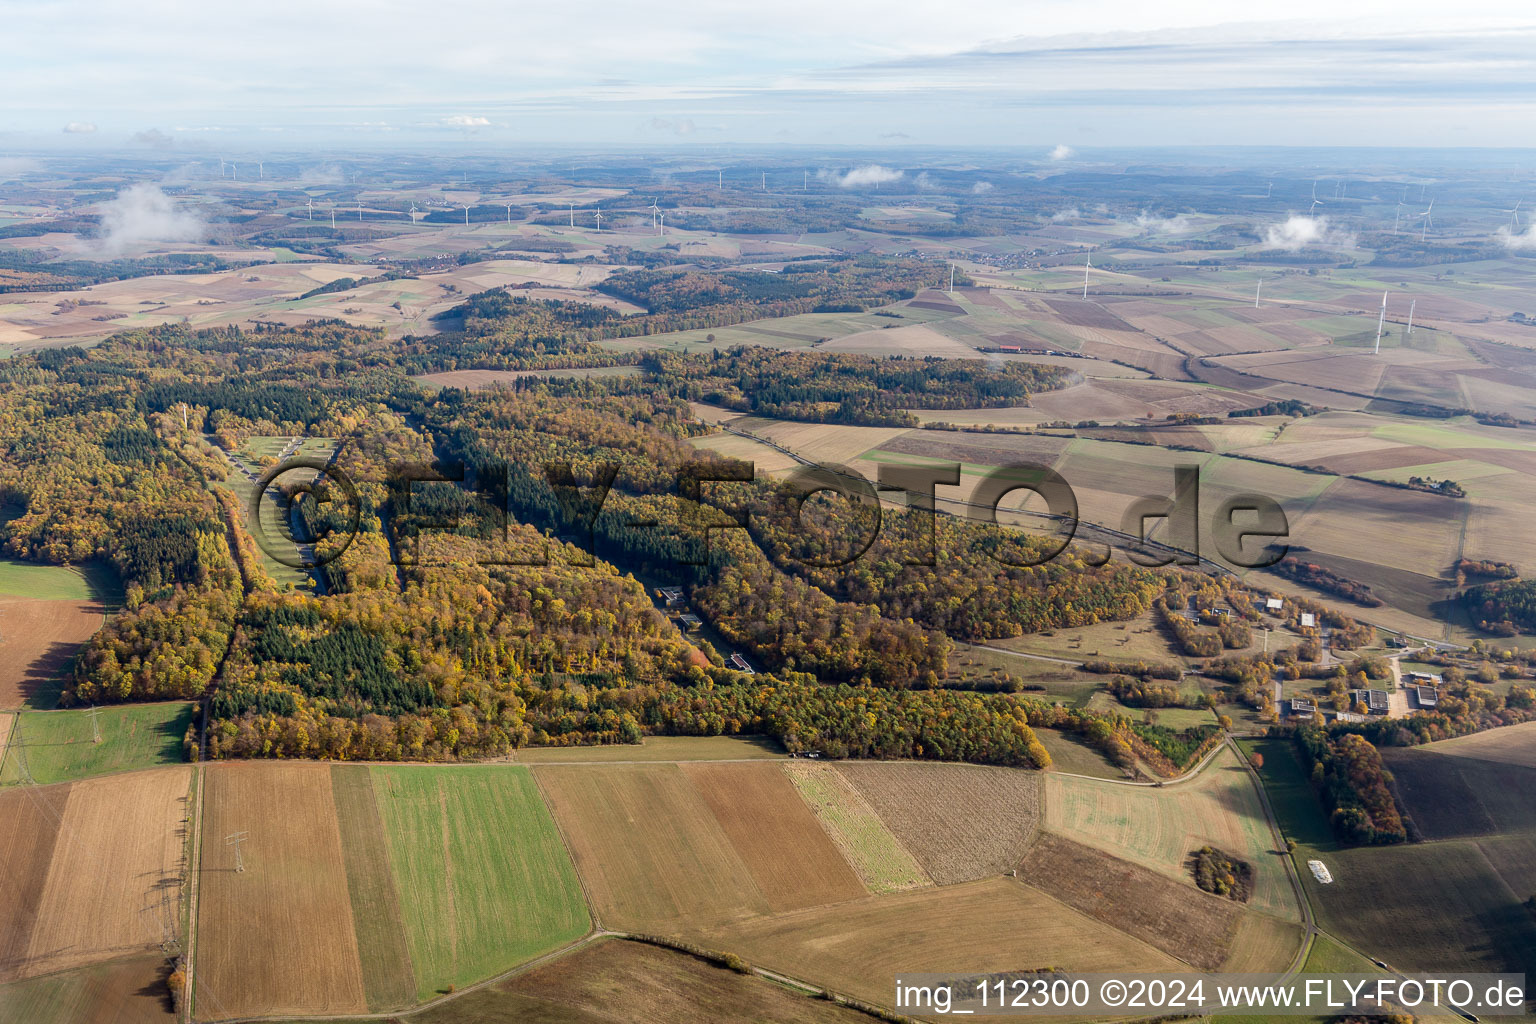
511 734 784 762
330 766 415 1011
1247 735 1536 981
372 765 590 1001
783 761 930 893
835 762 1042 884
1420 720 1536 768
0 703 194 785
1044 746 1300 921
380 936 879 1024
195 763 367 1020
23 768 190 979
0 955 176 1024
700 876 1183 1010
682 762 865 911
1021 832 1242 969
534 763 768 931
0 781 69 982
0 594 111 709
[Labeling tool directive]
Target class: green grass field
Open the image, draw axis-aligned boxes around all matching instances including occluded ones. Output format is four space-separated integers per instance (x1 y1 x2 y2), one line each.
0 559 121 602
331 765 418 1011
372 765 590 1001
0 702 193 785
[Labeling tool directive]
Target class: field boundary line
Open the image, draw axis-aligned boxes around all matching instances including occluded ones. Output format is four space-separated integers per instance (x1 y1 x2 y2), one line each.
183 761 206 1024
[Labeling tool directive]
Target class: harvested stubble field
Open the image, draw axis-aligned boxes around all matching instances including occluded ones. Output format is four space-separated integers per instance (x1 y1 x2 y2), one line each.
1043 747 1299 921
681 762 865 911
534 763 769 932
391 936 878 1024
783 762 929 893
195 763 367 1020
1420 720 1536 768
700 876 1183 1011
1220 912 1306 974
372 766 589 1002
834 762 1042 884
23 768 190 979
0 781 68 982
1019 832 1240 970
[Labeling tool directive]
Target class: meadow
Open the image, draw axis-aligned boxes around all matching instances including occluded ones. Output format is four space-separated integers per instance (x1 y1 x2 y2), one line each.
0 703 193 785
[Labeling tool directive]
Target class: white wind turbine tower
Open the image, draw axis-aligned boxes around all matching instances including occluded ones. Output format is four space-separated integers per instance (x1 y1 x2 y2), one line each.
569 202 575 228
761 172 766 191
258 161 264 180
1394 202 1405 234
306 198 314 221
1374 290 1388 355
1266 181 1273 198
219 156 226 178
658 212 665 235
718 169 722 189
1310 198 1324 217
1255 276 1263 308
948 261 955 294
1082 254 1092 299
330 207 336 229
594 210 602 230
1505 200 1523 231
409 201 418 223
358 202 364 222
803 170 808 191
1406 299 1417 336
463 204 470 226
1419 199 1434 242
505 203 513 224
649 198 660 232
231 163 237 180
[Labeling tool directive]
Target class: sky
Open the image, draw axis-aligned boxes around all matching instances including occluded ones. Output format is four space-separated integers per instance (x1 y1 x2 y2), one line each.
3 1 1536 151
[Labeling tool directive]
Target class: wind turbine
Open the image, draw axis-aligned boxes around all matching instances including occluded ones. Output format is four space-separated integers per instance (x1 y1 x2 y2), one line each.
594 210 602 230
803 170 808 191
464 205 470 227
505 203 513 224
1255 277 1263 308
219 156 226 178
231 163 237 181
1505 200 1523 231
569 202 574 228
409 201 418 223
718 169 722 189
330 207 336 229
1266 181 1273 198
658 212 665 236
1310 198 1324 217
1419 199 1434 242
1374 290 1388 355
258 161 264 180
358 201 364 222
762 172 766 191
1406 299 1417 336
306 197 314 221
1393 202 1404 234
649 198 660 231
948 261 955 294
1082 254 1092 299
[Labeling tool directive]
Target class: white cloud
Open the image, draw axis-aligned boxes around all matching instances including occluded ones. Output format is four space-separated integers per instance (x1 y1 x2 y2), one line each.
96 184 206 254
826 164 903 188
1134 211 1194 234
971 181 994 194
1263 214 1354 251
443 114 491 127
1048 144 1074 161
63 121 97 134
299 163 346 184
1049 207 1081 222
1495 224 1536 251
